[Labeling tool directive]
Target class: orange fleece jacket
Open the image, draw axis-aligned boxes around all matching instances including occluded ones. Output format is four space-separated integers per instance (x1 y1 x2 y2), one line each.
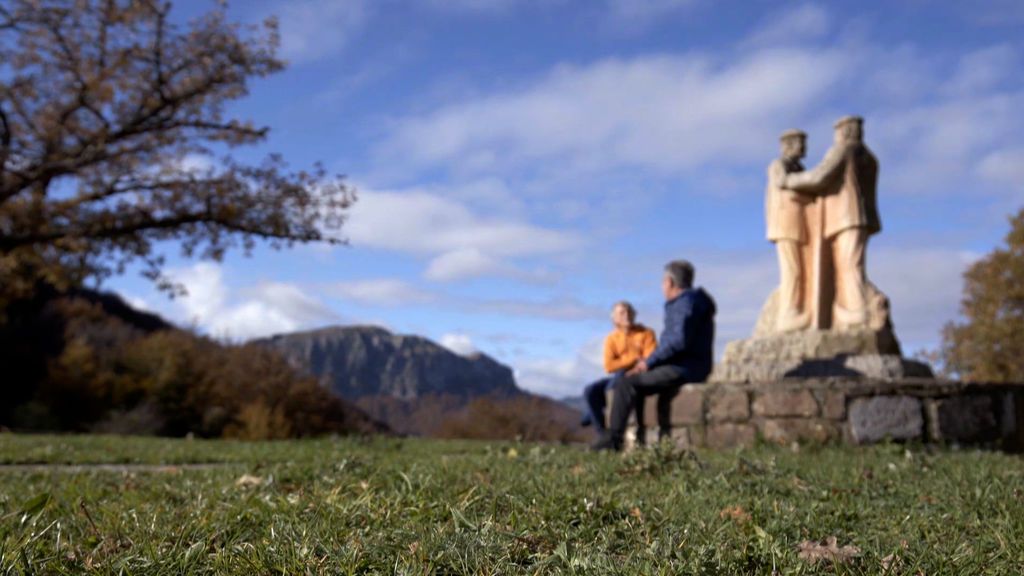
603 325 657 373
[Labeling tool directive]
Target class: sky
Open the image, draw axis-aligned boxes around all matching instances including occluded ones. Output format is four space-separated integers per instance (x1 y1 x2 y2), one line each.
111 0 1024 399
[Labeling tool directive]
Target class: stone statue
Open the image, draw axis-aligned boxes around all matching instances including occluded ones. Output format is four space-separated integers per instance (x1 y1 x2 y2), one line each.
713 116 932 382
782 115 881 331
765 129 811 332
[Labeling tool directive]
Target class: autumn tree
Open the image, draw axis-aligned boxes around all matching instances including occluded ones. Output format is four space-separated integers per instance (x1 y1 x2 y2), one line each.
0 0 353 305
942 208 1024 382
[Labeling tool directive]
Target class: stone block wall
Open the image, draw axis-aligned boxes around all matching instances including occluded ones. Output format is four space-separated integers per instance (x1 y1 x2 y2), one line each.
613 379 1024 451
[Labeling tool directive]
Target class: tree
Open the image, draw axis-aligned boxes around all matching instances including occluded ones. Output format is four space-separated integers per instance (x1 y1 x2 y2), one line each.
942 208 1024 382
0 0 354 304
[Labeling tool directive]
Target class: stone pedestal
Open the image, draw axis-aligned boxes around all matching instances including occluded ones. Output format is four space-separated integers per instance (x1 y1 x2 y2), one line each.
618 379 1024 452
713 328 933 383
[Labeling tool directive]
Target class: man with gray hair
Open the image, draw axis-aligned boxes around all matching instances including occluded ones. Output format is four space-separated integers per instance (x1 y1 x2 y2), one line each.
593 260 717 451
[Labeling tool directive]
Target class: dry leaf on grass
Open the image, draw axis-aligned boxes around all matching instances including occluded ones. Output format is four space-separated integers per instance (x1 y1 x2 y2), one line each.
629 506 644 521
719 505 751 524
234 474 264 488
796 536 861 565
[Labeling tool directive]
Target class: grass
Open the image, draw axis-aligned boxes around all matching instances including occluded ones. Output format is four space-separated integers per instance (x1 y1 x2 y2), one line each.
0 434 1022 574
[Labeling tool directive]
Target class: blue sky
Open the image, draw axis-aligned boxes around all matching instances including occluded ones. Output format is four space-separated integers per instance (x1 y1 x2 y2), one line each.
112 0 1024 398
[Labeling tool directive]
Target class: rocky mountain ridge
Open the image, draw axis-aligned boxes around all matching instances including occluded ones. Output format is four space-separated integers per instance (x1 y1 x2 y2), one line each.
258 325 521 401
258 325 584 439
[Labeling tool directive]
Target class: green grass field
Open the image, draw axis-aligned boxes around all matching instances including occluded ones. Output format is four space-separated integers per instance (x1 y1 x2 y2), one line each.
1 434 1022 574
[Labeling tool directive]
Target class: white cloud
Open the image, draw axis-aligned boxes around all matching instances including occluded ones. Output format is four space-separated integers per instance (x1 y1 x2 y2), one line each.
425 248 501 282
329 279 436 306
124 295 152 313
172 262 227 321
326 276 596 320
870 247 979 352
272 0 367 64
376 18 1023 206
515 337 605 398
168 263 338 340
424 247 557 284
342 186 581 281
743 3 830 48
380 48 850 176
172 154 215 175
347 187 579 256
440 333 478 355
468 296 604 321
978 147 1024 186
944 45 1017 96
245 283 336 326
870 90 1024 196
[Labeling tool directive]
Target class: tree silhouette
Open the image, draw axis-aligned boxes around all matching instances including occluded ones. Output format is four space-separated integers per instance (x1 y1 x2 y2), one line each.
0 0 354 304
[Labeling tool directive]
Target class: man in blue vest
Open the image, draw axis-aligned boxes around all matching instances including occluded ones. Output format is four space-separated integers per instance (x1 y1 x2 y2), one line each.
593 260 717 452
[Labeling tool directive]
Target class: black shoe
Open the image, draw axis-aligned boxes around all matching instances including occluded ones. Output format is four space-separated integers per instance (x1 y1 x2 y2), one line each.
590 433 621 452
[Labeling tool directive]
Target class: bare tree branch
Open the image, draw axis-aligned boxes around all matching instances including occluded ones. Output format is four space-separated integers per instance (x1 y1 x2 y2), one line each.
0 104 11 172
0 0 353 303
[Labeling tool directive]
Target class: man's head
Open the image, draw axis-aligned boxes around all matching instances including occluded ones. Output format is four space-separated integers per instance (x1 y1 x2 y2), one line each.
662 260 694 300
779 129 807 161
610 301 636 330
833 115 864 145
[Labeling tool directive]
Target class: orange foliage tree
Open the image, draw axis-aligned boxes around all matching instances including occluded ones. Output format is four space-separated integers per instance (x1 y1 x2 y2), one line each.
942 208 1024 382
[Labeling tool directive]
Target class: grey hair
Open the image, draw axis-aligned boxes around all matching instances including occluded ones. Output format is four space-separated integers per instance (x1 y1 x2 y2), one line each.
664 260 695 289
613 300 637 324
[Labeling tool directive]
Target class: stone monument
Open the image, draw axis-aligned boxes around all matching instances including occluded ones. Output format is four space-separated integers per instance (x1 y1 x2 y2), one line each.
619 115 1022 451
715 116 932 382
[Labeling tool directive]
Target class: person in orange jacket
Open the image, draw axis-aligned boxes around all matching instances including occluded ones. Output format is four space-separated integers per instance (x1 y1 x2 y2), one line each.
581 301 657 438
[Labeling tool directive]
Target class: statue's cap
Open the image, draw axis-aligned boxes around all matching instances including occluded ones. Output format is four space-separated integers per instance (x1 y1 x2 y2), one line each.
833 115 863 129
779 129 806 141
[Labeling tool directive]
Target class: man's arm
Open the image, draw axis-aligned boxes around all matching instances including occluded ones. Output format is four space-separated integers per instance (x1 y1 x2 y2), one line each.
783 145 847 193
644 299 692 369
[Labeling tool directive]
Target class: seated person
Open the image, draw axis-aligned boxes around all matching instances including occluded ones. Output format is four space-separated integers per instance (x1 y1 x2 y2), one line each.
594 260 717 451
581 301 656 439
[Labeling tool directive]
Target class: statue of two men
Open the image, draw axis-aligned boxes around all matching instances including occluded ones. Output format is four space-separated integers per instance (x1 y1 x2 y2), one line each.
765 116 881 333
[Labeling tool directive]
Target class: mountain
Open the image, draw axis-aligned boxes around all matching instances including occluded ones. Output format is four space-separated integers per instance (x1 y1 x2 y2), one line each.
259 326 585 440
259 326 520 400
558 395 589 416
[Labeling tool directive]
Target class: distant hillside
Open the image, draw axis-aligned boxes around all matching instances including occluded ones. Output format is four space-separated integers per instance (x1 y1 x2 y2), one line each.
0 286 387 438
558 395 589 416
259 326 584 441
259 326 520 400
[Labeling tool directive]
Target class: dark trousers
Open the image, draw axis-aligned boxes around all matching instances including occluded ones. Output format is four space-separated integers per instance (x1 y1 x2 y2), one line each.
583 370 646 433
609 365 688 443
